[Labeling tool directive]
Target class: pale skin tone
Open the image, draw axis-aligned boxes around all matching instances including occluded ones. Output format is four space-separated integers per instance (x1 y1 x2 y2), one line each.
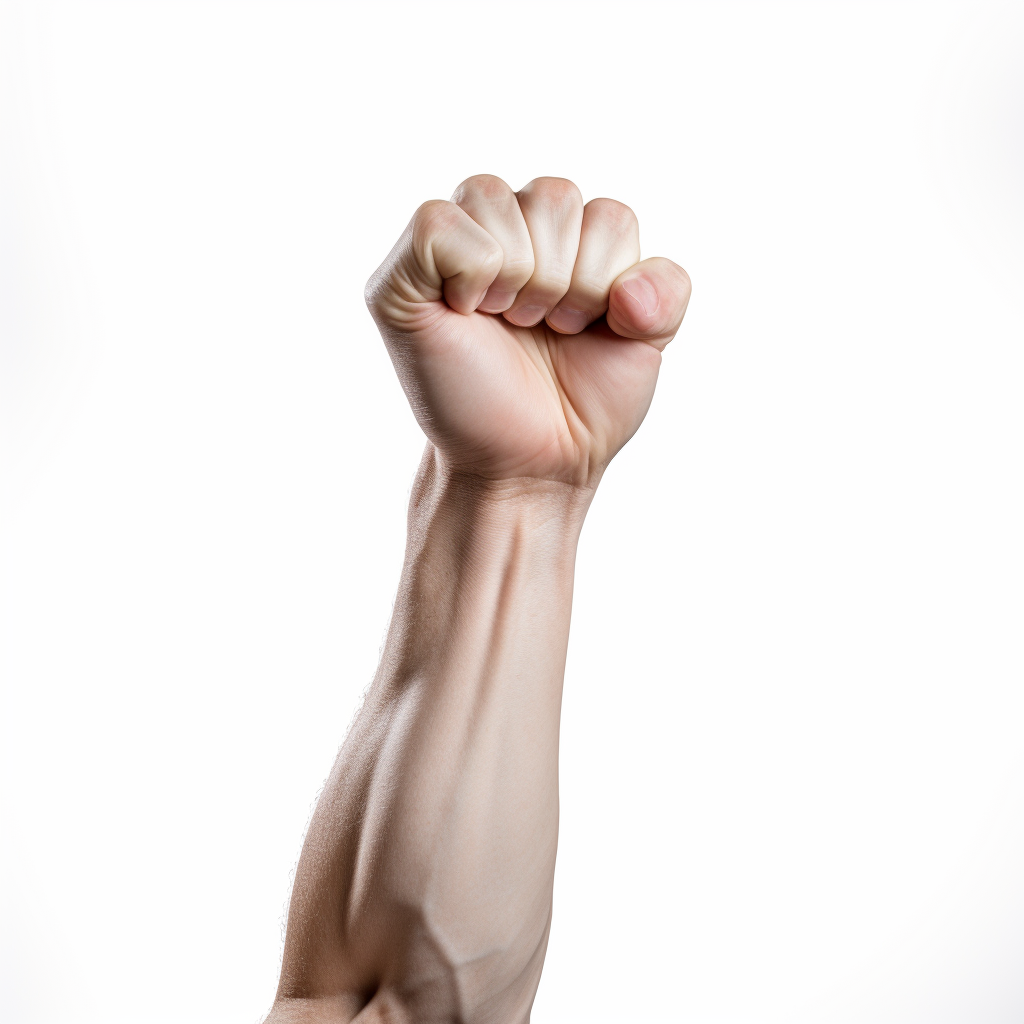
266 174 690 1024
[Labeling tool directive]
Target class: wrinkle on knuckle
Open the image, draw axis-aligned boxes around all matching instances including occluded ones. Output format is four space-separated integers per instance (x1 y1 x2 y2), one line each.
527 275 573 302
501 254 536 280
564 281 607 312
480 242 504 273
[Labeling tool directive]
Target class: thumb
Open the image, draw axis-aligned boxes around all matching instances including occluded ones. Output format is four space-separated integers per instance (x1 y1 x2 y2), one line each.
606 257 692 350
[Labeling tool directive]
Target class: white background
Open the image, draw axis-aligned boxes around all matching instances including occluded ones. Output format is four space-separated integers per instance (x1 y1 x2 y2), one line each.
1 2 1022 1022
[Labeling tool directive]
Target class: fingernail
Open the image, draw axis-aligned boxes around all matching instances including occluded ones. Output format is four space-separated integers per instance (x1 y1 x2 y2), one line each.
621 276 659 317
547 307 590 334
478 286 515 314
505 304 546 327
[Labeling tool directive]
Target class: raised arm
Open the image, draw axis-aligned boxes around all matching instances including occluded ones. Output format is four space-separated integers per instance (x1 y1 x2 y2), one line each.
266 175 690 1024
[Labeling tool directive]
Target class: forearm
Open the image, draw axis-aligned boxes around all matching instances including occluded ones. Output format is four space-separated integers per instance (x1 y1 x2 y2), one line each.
272 445 592 1023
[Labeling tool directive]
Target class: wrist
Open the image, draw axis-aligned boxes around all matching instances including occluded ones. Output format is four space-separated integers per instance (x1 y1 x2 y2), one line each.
410 445 596 536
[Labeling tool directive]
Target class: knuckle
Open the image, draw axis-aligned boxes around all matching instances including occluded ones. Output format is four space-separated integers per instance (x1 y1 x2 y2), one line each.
411 200 463 265
453 173 510 203
500 254 536 285
520 176 583 209
529 267 574 299
586 197 638 233
565 280 608 312
480 241 504 272
412 199 458 240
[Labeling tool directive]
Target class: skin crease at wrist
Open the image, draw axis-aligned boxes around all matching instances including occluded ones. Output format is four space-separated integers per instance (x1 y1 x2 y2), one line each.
265 173 688 1024
411 445 597 531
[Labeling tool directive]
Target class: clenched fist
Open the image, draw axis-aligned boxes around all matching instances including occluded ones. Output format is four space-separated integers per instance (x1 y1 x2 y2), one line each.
365 174 690 489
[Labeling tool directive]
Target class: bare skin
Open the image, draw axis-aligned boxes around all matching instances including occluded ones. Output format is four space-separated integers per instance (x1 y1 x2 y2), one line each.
266 174 690 1024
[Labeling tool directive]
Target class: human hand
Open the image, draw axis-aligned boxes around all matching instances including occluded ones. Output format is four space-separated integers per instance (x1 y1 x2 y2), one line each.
365 175 690 490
